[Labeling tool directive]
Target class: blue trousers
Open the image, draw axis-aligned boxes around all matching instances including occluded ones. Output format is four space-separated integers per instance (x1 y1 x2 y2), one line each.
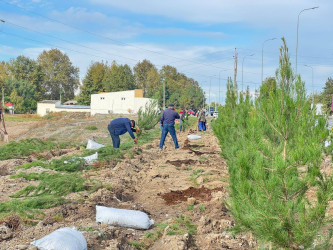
179 119 185 132
108 125 120 148
159 124 179 149
198 121 206 131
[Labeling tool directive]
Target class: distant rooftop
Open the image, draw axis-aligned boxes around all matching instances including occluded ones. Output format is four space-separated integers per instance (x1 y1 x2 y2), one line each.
39 100 59 104
56 104 90 109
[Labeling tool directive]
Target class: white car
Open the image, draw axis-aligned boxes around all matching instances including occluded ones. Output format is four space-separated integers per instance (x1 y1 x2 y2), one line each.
213 111 218 118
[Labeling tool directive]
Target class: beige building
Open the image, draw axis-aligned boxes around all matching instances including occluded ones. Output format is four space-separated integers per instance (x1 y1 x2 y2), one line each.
90 89 157 116
37 100 91 116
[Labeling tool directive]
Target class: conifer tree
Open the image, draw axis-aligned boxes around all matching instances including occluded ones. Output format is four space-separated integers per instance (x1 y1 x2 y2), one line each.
137 100 161 131
213 38 333 249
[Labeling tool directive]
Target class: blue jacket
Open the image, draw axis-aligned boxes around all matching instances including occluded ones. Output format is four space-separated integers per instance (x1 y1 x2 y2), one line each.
160 108 180 126
109 118 136 139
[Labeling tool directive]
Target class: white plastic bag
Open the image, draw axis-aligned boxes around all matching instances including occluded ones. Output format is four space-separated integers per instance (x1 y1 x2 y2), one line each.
96 205 154 230
81 152 98 164
31 227 87 250
325 141 331 148
187 134 202 140
86 139 104 150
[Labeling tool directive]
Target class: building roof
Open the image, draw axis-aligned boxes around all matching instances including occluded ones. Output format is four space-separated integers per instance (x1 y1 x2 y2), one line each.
92 89 143 96
55 104 90 109
39 100 59 104
63 100 78 105
5 102 13 106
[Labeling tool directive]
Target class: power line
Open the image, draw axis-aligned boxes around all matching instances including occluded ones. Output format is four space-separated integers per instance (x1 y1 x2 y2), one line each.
0 0 235 71
2 19 140 63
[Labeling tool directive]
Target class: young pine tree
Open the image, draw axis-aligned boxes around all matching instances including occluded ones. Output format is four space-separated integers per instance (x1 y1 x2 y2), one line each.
137 100 161 131
213 38 333 249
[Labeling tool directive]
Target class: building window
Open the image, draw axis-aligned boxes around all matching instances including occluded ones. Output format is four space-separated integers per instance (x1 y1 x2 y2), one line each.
100 97 105 100
121 97 126 100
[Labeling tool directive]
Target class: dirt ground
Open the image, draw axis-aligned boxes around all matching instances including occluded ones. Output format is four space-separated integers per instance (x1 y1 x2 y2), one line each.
0 113 255 249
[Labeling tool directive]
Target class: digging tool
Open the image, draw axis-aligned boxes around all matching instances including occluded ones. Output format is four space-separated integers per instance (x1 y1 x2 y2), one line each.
0 104 8 142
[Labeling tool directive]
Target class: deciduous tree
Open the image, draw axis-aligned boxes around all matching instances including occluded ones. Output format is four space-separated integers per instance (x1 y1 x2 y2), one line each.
37 49 79 101
77 61 108 105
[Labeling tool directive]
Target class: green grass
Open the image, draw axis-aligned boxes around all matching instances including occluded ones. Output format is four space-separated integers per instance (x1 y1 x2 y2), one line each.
0 196 66 220
2 122 161 223
17 156 87 172
4 114 44 122
198 156 209 163
0 138 73 161
10 172 93 197
187 204 195 211
1 171 102 220
190 169 205 185
130 241 146 250
198 204 205 212
85 125 98 130
166 215 197 236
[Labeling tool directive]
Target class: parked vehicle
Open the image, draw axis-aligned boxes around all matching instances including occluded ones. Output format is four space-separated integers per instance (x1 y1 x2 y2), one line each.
179 109 195 116
213 111 218 118
209 106 215 116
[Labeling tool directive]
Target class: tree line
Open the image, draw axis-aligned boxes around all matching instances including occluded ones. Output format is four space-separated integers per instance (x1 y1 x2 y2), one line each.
77 59 205 109
0 50 205 113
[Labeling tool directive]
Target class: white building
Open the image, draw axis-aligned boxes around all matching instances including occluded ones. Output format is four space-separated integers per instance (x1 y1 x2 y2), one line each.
90 89 156 115
315 103 323 116
37 100 90 116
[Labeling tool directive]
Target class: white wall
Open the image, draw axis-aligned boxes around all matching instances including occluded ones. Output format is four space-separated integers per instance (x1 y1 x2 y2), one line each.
37 101 90 116
37 102 59 116
91 91 157 115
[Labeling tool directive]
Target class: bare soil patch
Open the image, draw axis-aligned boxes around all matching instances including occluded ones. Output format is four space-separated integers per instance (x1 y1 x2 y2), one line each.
160 186 214 205
166 159 197 167
0 116 256 249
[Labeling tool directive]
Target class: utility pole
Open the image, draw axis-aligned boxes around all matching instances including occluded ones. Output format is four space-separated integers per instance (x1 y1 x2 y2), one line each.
163 82 165 110
1 88 4 107
1 19 5 107
233 48 238 89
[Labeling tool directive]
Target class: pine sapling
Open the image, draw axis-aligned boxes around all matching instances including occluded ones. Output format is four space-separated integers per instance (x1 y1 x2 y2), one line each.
137 100 161 131
214 38 333 249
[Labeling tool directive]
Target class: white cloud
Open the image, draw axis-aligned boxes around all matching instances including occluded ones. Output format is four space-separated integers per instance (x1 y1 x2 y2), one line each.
89 0 319 26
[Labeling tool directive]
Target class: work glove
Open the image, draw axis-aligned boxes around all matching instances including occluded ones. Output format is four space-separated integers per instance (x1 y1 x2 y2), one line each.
133 138 138 144
136 129 140 133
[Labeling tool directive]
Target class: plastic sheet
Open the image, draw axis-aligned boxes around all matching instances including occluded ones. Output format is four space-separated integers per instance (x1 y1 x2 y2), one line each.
86 139 105 150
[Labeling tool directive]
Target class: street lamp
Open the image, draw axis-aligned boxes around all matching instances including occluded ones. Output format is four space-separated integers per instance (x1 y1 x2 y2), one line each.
296 6 319 74
261 38 276 84
201 81 207 109
242 54 254 92
304 64 314 104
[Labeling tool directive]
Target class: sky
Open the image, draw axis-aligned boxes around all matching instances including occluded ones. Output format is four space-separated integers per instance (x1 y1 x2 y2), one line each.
0 0 332 104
